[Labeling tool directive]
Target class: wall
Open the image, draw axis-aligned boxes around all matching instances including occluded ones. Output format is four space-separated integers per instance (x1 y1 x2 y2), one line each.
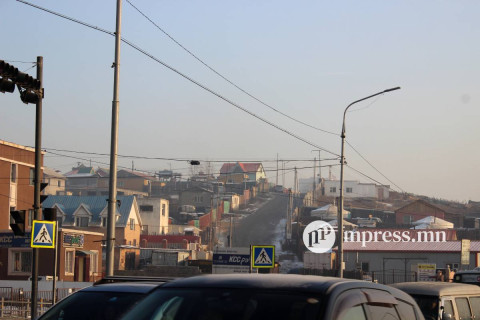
395 201 446 225
138 198 169 235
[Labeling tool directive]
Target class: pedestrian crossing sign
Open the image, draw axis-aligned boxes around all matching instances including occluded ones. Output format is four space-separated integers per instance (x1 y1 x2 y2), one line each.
251 245 275 268
31 220 56 249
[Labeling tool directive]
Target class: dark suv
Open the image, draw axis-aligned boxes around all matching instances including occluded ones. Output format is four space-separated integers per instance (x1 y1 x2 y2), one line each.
121 274 424 320
38 280 164 320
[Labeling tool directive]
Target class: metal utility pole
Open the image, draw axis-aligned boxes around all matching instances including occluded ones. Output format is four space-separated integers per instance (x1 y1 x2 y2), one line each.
229 215 233 248
286 189 292 240
31 56 43 319
312 157 316 205
276 154 279 186
338 87 400 278
106 0 122 276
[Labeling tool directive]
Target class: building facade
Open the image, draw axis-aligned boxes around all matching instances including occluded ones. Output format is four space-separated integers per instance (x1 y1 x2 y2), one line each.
138 197 169 235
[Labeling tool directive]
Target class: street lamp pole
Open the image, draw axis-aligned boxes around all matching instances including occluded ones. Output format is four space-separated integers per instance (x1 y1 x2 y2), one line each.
338 87 400 278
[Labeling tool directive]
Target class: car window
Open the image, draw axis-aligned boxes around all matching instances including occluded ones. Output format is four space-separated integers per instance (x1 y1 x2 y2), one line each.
469 297 480 318
122 288 323 320
395 299 418 320
411 294 439 320
339 304 367 320
455 297 472 320
365 305 400 320
443 300 455 320
39 291 146 320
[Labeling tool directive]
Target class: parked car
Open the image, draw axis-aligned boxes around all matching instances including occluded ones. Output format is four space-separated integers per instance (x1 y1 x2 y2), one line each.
38 281 165 320
452 270 480 285
122 274 424 320
391 281 480 320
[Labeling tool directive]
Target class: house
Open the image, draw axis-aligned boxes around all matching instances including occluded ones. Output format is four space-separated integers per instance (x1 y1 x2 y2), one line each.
42 195 143 271
218 162 266 184
179 187 214 213
137 197 169 235
0 140 42 232
395 199 464 227
42 167 67 195
322 180 390 200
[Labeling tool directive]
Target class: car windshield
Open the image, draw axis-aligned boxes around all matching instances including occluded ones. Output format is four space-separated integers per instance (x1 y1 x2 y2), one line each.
410 294 439 320
39 291 146 320
122 288 323 320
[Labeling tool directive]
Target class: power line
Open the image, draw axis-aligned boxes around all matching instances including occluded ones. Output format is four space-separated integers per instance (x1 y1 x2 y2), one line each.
345 140 405 193
16 0 340 157
126 0 339 137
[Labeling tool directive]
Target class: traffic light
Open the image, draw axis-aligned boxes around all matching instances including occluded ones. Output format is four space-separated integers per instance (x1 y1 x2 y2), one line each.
10 210 26 236
0 78 15 93
43 208 57 221
0 59 41 104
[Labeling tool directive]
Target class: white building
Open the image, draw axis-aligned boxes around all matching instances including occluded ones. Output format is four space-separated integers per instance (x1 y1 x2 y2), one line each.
137 197 169 235
322 180 389 200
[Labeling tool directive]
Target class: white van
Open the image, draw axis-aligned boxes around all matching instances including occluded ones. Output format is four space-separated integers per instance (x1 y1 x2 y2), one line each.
391 282 480 320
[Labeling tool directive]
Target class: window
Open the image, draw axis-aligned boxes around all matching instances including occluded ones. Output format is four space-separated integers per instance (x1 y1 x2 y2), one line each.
30 168 35 185
130 218 135 230
58 180 62 187
11 164 17 183
443 300 454 319
133 239 137 247
346 187 353 193
340 305 367 320
140 205 153 212
162 204 166 216
395 300 417 320
102 217 107 227
194 195 204 203
330 187 336 193
76 217 89 227
57 217 63 228
90 250 98 275
361 262 369 272
65 250 75 274
403 215 412 224
28 209 34 227
455 297 472 320
470 297 480 318
10 249 32 274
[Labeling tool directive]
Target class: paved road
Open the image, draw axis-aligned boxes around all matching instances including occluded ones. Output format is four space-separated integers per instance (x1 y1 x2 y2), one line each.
232 193 289 247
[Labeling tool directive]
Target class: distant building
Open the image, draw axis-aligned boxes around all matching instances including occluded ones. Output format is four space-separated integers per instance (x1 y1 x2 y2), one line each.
395 199 464 227
218 162 266 184
138 197 169 235
323 180 389 200
42 167 67 195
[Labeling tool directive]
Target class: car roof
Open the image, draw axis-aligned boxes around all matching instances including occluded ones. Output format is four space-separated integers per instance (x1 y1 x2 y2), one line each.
79 282 160 294
390 282 480 296
160 274 416 301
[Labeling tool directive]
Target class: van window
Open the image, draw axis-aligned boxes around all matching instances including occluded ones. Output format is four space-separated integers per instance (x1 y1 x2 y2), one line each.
395 299 418 320
469 297 480 318
339 304 367 320
455 297 472 320
411 295 439 320
443 300 455 319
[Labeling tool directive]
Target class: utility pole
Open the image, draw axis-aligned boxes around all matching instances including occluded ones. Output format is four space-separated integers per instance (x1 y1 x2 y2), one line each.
286 189 292 240
31 56 43 319
106 0 122 276
229 215 233 248
276 153 279 186
282 161 285 187
312 157 316 206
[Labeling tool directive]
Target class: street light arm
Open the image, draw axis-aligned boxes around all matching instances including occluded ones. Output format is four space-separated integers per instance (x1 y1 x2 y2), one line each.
342 87 400 136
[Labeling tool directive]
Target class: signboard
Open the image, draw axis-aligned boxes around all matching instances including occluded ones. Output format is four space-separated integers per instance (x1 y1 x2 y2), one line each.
212 247 251 274
0 232 32 248
416 264 436 281
63 233 84 248
31 220 56 249
462 239 471 265
251 245 275 269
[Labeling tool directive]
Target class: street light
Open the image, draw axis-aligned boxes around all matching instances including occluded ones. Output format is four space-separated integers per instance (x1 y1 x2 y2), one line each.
338 87 400 278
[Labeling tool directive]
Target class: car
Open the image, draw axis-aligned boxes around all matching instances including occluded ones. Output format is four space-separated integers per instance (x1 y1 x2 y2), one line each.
37 281 164 320
452 270 480 285
391 281 480 320
121 274 424 320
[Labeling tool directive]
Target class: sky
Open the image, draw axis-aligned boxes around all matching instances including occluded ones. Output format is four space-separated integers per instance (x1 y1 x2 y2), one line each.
1 0 479 202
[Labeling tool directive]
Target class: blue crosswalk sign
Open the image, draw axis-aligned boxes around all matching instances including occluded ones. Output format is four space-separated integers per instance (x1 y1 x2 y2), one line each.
31 220 56 249
251 245 275 268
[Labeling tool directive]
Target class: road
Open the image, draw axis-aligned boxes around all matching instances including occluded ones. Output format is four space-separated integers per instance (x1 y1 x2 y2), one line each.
232 193 289 247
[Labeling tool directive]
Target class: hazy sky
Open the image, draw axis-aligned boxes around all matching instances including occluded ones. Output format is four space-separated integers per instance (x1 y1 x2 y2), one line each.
1 0 479 202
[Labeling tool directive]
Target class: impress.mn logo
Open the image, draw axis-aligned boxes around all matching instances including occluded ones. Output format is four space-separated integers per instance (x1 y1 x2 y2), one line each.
303 220 335 253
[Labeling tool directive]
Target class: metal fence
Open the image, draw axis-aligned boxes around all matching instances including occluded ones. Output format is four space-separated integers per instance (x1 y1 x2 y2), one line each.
300 268 418 284
0 287 80 319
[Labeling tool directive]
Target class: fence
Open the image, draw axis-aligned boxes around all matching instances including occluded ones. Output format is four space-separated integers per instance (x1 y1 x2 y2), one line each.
300 268 418 284
0 287 79 319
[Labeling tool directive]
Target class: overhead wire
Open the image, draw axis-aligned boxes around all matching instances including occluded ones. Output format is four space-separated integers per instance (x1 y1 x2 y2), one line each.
125 0 339 137
16 0 339 157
